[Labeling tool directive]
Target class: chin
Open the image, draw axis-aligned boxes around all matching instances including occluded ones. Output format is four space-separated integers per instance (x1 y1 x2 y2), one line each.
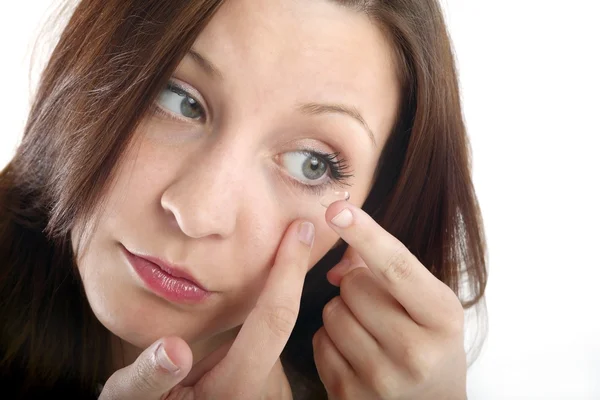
86 284 247 350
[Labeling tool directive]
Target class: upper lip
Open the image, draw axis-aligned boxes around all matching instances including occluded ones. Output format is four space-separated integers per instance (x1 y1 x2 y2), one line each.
123 245 209 291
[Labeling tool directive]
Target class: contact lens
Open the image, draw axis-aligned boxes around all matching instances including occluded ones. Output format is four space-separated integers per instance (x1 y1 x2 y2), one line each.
319 191 350 207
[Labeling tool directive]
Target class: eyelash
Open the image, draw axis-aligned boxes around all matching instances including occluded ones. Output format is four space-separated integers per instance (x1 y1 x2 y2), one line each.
152 80 354 194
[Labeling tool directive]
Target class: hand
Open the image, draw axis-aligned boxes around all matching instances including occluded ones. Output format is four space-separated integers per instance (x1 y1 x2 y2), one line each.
99 219 315 400
312 201 467 400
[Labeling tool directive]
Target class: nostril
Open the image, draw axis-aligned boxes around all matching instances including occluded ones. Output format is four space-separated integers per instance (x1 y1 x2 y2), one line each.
165 208 181 230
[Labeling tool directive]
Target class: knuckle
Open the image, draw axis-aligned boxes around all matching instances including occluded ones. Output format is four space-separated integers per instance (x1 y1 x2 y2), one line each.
312 327 326 350
402 343 434 384
339 268 364 296
440 288 465 334
326 377 353 400
313 344 353 399
132 355 161 392
382 247 412 283
446 306 465 334
366 365 400 399
161 386 192 400
322 296 342 326
262 302 298 338
98 378 119 400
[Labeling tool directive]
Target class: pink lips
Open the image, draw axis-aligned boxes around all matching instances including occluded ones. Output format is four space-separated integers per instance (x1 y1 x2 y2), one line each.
121 244 211 304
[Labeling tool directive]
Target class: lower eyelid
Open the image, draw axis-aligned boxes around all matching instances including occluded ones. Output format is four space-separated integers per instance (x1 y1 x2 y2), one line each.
287 175 335 196
290 174 331 187
152 103 175 120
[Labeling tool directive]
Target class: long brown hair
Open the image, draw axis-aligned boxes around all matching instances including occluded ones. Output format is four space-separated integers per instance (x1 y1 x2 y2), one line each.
0 0 488 398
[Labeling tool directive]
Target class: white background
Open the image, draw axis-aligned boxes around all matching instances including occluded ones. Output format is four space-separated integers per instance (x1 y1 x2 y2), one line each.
1 1 599 398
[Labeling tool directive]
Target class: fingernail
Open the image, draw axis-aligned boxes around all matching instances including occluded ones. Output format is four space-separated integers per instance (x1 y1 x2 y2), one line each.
331 208 353 228
298 221 315 246
155 343 180 373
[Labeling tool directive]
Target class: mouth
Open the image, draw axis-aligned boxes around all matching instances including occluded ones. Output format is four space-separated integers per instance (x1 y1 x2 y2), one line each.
120 243 212 304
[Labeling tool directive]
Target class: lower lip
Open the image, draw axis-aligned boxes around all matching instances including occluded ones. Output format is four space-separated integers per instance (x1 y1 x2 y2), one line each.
122 246 211 304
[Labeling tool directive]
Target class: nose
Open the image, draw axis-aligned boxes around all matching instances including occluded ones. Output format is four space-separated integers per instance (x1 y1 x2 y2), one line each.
160 146 241 239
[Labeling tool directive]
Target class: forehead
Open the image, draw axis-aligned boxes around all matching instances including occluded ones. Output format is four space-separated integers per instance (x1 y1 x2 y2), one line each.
194 0 400 144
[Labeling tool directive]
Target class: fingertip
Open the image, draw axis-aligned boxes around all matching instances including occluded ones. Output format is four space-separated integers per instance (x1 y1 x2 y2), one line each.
160 336 193 374
326 259 350 287
324 200 351 222
325 202 356 230
326 269 341 287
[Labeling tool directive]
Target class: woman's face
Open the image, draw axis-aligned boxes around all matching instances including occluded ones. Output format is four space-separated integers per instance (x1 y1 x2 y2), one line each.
72 0 399 358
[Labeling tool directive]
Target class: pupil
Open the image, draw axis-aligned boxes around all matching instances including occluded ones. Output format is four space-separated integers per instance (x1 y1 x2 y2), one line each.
310 159 319 170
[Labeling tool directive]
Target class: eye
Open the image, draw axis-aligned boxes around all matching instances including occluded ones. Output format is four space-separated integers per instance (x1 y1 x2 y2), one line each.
156 82 207 122
281 151 335 185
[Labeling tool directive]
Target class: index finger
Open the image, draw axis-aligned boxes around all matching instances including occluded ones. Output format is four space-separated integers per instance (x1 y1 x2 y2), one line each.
325 201 457 328
206 220 314 397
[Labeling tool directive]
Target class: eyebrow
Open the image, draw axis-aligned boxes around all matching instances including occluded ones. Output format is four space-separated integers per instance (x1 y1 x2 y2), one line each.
186 49 223 80
187 49 376 147
298 102 376 147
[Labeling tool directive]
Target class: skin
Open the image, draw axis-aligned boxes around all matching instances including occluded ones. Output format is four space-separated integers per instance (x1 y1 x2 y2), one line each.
316 203 467 399
72 0 467 398
73 0 397 375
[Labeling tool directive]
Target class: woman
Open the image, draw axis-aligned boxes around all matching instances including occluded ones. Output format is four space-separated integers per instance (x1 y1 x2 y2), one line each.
0 0 488 398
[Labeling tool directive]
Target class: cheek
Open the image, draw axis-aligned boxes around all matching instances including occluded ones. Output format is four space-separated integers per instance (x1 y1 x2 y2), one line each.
258 195 343 272
243 171 375 275
71 122 373 343
72 225 136 341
